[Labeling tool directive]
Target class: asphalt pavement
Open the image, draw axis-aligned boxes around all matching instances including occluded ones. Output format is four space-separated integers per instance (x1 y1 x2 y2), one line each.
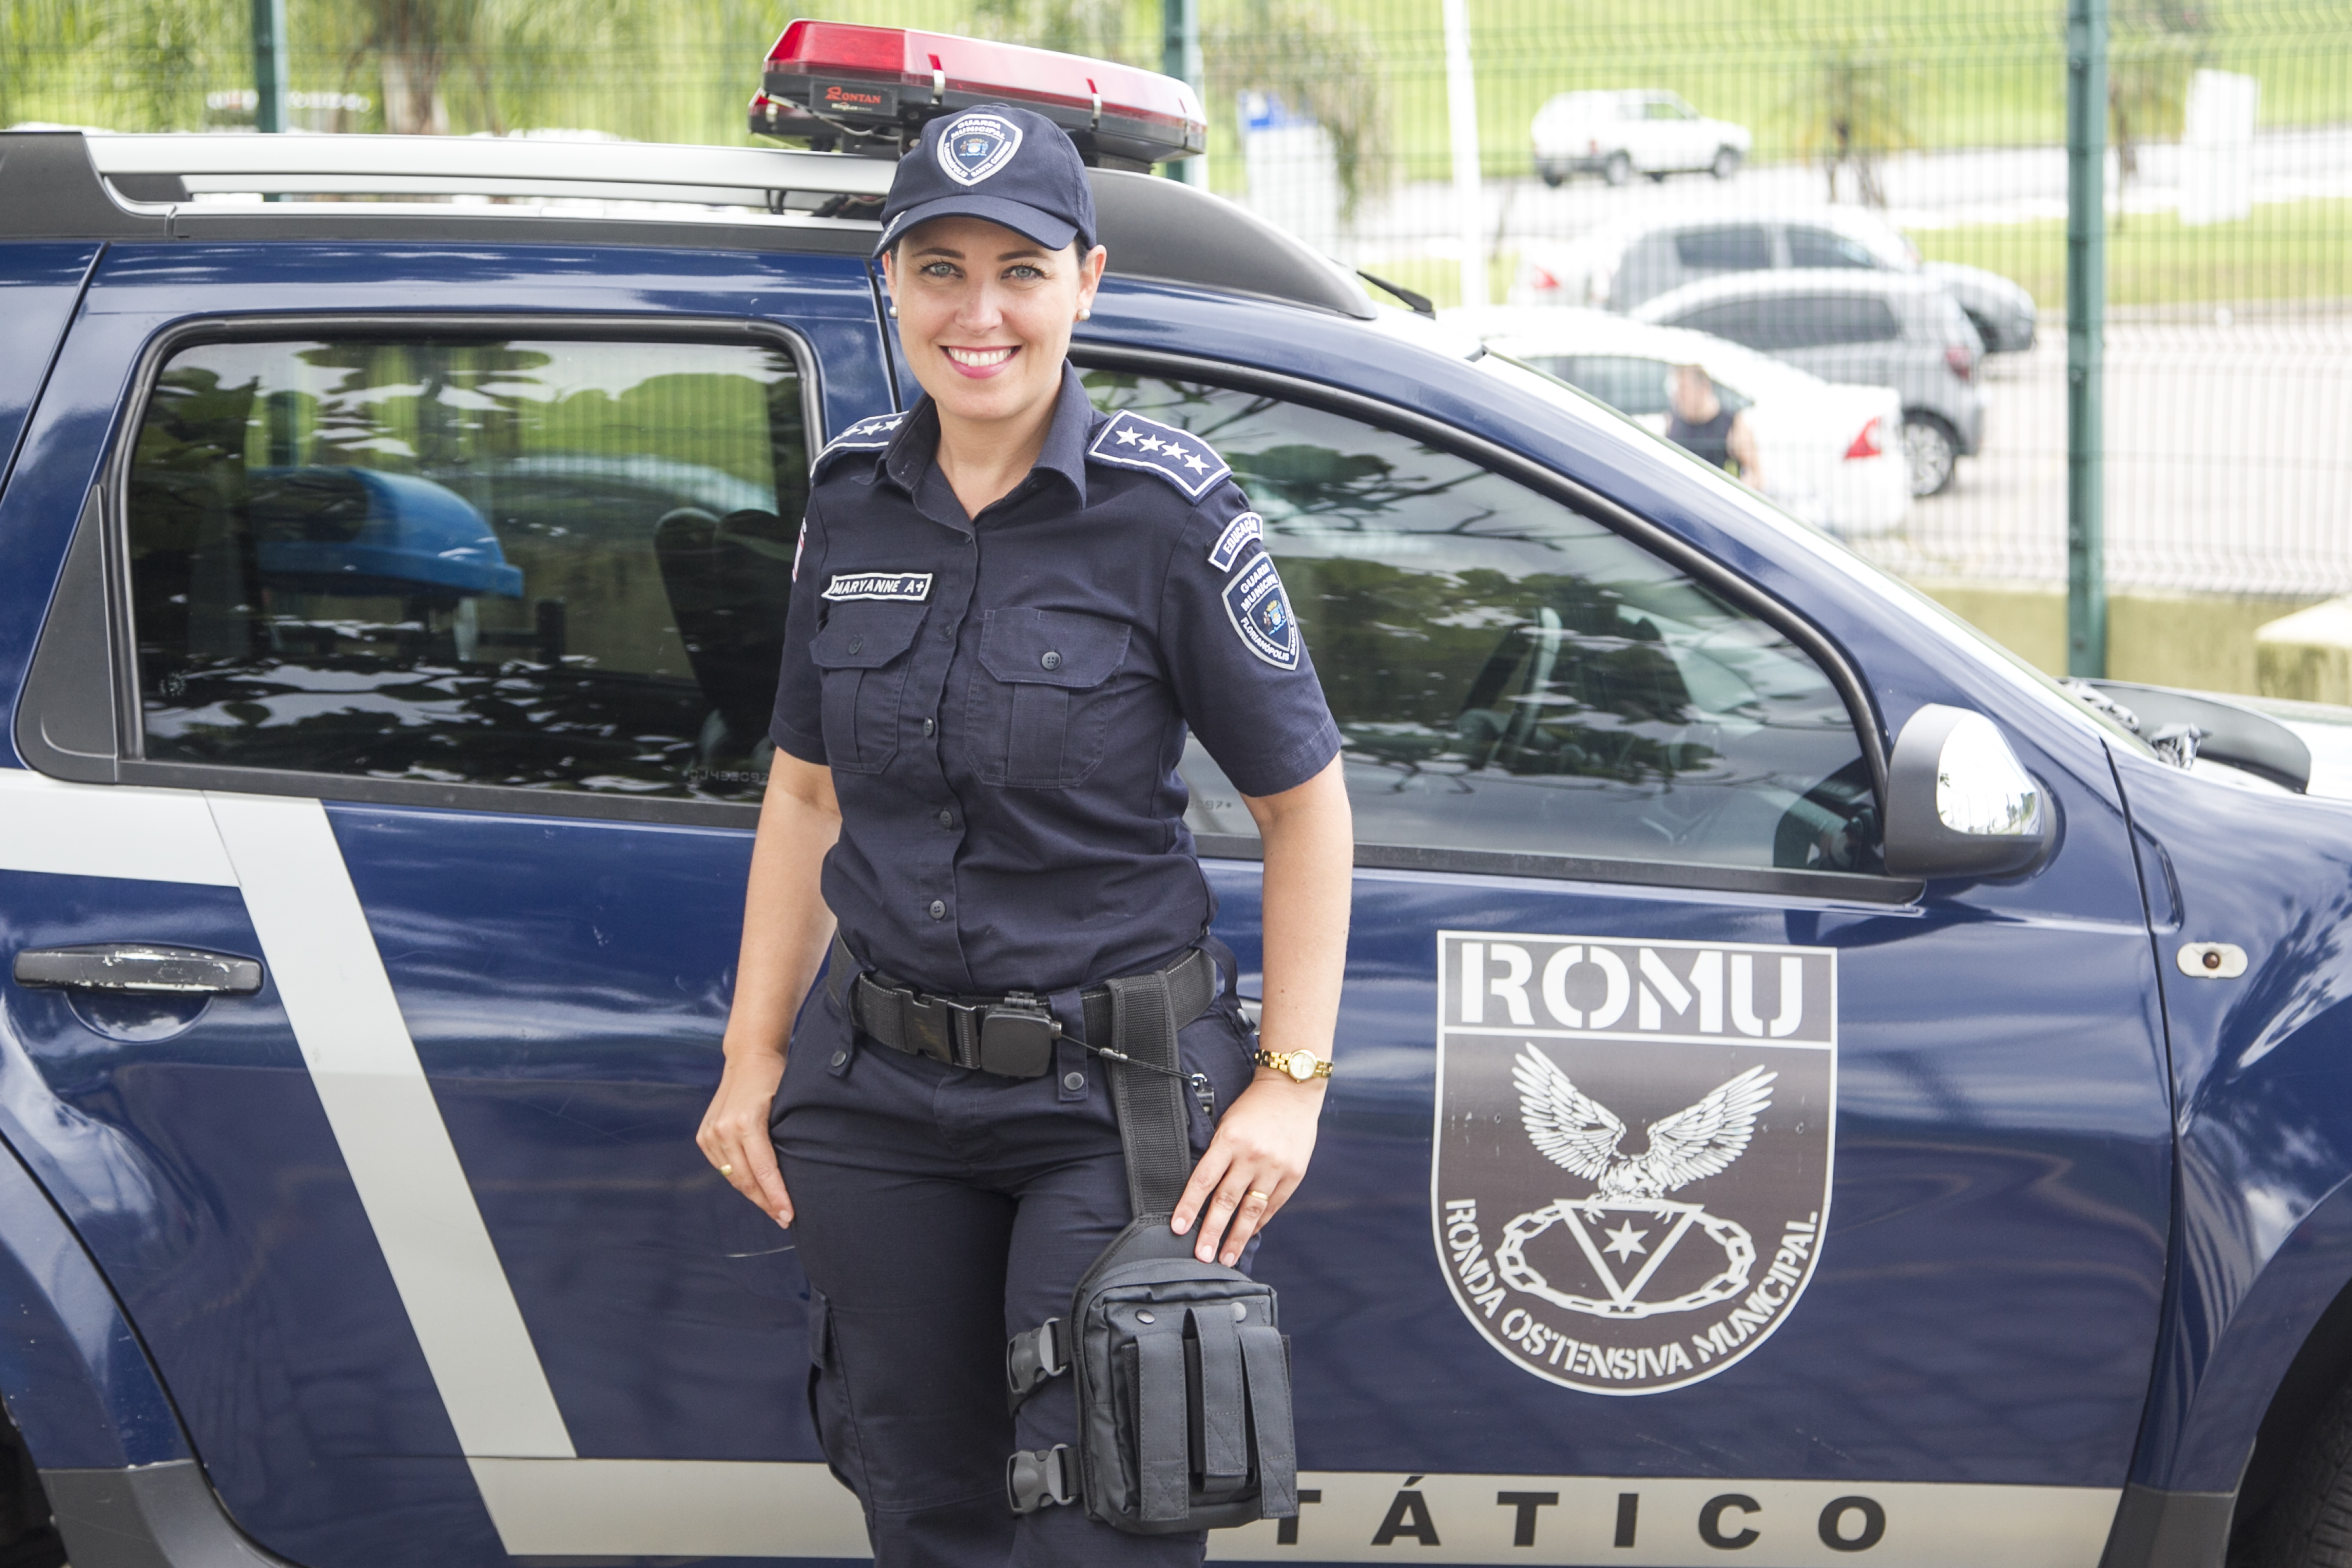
1853 313 2352 597
1347 126 2352 261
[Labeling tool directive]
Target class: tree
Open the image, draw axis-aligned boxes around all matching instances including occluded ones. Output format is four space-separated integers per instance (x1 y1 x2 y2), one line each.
2109 1 2210 215
2 0 242 132
1788 35 1919 208
1202 0 1391 220
965 0 1138 65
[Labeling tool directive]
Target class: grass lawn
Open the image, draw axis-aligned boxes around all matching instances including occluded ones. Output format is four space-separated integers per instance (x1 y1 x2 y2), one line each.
1912 199 2352 309
8 0 2351 195
1192 0 2352 195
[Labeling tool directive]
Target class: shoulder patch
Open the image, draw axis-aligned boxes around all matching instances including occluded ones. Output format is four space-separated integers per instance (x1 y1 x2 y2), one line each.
1207 510 1264 571
1087 411 1232 501
1221 553 1301 671
812 411 908 479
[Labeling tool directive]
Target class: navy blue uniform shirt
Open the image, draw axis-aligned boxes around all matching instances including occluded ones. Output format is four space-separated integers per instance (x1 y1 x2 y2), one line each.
770 363 1342 995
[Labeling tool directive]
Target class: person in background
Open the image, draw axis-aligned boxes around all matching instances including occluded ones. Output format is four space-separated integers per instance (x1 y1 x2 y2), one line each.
1666 362 1765 492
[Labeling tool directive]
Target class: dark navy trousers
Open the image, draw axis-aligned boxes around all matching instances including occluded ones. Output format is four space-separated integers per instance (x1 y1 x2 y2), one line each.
773 969 1261 1568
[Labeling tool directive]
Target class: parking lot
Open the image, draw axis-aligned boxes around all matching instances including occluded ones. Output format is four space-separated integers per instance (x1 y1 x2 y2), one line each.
1355 127 2352 255
1855 312 2352 596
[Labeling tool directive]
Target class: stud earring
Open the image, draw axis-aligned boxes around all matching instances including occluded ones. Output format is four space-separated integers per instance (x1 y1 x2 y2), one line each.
887 301 898 317
1077 306 1091 320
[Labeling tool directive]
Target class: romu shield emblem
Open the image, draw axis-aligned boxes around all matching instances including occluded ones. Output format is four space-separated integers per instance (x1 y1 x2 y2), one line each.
937 111 1023 186
1432 931 1835 1395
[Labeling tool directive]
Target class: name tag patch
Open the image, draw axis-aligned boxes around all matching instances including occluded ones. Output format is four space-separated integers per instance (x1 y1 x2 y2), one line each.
1222 554 1300 671
1207 510 1264 571
823 572 932 603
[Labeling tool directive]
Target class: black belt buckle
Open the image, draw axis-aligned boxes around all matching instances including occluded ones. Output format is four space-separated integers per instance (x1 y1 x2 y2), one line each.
979 992 1059 1079
901 993 970 1065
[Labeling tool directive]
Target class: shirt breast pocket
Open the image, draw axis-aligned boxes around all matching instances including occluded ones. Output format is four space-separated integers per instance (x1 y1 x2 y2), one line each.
969 608 1134 788
809 604 927 774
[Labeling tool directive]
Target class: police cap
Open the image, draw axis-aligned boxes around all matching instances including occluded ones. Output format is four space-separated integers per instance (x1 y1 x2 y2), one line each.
875 103 1098 258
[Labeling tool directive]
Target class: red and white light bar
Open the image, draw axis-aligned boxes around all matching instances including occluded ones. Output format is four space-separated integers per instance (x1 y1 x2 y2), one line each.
753 20 1207 170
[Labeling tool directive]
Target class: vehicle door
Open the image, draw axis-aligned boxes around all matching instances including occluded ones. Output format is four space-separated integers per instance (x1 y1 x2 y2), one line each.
1610 232 1689 312
1 243 890 1568
1074 359 2171 1562
1673 226 1773 289
1778 290 1905 389
1786 225 1885 275
1651 95 1704 168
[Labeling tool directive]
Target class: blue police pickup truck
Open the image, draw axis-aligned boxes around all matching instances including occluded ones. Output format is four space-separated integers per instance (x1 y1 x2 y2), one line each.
6 25 2352 1568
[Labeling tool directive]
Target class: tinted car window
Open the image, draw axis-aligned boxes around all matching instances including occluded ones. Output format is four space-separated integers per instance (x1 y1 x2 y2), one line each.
1672 298 1775 349
1671 293 1900 352
1526 356 1751 419
125 335 807 802
1787 227 1880 270
1673 226 1772 273
1780 293 1903 347
1529 356 1674 417
1083 372 1879 874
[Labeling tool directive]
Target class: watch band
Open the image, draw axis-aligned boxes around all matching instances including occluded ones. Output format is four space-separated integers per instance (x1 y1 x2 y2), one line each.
1254 1048 1333 1082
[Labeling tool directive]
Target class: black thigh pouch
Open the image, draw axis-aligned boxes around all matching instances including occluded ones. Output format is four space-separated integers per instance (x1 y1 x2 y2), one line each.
967 608 1132 788
1003 969 1299 1536
810 601 926 775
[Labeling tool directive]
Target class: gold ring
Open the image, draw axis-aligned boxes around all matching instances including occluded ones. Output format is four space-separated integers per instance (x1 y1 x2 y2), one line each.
719 1164 734 1176
1247 1190 1271 1202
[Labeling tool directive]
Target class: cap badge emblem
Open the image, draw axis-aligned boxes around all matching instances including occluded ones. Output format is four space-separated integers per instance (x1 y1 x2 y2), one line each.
938 111 1023 186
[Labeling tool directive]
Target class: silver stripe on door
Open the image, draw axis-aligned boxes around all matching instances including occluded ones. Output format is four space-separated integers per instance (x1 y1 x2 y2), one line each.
205 791 577 1460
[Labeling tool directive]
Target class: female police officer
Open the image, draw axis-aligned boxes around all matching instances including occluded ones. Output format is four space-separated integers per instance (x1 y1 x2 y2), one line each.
696 103 1352 1566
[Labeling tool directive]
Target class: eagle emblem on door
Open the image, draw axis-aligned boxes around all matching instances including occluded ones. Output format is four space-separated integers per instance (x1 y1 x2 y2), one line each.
1432 931 1836 1394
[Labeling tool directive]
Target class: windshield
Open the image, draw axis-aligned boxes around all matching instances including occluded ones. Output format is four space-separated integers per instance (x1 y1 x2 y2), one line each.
1468 352 2154 754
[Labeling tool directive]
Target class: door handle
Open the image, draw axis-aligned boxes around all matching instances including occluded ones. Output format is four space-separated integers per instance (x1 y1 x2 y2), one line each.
12 944 264 996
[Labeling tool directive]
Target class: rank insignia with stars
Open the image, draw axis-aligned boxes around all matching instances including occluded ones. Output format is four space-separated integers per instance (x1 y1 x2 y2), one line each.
813 411 908 477
1086 410 1233 501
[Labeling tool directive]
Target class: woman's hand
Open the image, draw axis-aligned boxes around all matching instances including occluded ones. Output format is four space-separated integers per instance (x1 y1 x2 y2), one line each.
1172 1076 1325 1265
1171 755 1350 1266
696 756 840 1230
698 1049 794 1227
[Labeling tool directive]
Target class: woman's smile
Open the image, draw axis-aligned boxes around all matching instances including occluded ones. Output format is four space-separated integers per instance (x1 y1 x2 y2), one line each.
943 345 1018 376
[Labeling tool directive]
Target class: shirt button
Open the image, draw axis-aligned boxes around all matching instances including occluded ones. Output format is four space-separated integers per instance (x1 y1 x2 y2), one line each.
1040 650 1062 671
923 718 936 737
1063 1071 1087 1092
928 900 947 920
847 634 863 654
938 810 954 828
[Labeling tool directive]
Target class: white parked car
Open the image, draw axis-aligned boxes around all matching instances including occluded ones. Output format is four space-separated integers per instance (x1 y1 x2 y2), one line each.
1529 90 1751 186
1446 307 1910 536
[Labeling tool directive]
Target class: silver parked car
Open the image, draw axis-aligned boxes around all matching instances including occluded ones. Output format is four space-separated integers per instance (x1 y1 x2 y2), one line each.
1632 269 1987 497
1513 207 2037 355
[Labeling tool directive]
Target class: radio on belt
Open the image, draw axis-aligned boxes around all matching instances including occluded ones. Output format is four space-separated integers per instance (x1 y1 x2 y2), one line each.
751 19 1207 170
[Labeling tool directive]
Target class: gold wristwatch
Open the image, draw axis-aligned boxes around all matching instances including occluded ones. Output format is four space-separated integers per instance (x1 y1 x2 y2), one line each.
1254 1048 1333 1083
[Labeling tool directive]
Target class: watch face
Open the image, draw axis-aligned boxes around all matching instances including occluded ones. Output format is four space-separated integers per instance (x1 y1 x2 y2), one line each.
1286 1050 1319 1082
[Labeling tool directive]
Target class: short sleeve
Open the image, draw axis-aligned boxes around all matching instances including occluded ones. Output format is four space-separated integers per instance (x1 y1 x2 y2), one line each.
1160 484 1341 798
768 495 830 764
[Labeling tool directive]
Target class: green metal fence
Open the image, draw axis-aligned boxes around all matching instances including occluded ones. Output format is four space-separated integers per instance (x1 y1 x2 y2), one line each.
9 0 2352 691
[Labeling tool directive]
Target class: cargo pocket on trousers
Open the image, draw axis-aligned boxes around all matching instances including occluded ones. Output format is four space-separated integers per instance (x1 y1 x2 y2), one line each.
810 604 926 775
806 1289 867 1497
968 608 1132 787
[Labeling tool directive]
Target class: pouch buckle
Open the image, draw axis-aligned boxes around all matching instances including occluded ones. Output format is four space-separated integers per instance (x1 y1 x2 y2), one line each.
979 992 1060 1078
1005 1444 1076 1514
1005 1316 1068 1411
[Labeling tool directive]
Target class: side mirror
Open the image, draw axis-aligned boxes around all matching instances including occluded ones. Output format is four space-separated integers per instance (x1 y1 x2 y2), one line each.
1882 704 2053 879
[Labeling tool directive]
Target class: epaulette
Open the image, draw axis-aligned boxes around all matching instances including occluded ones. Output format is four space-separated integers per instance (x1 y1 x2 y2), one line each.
1085 410 1232 502
811 410 909 479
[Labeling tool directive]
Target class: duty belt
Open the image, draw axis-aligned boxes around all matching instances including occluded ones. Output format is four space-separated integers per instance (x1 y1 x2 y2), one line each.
830 935 1217 1081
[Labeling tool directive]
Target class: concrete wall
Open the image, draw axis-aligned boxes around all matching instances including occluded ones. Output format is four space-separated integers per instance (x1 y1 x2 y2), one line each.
1916 583 2328 696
